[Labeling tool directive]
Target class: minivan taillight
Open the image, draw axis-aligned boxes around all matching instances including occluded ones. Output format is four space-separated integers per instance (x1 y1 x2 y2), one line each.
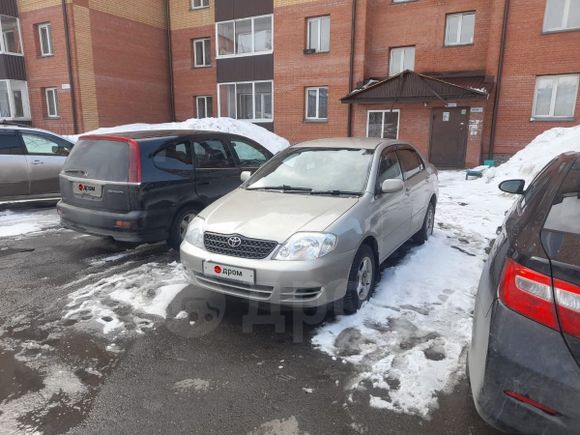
127 139 142 184
499 259 580 338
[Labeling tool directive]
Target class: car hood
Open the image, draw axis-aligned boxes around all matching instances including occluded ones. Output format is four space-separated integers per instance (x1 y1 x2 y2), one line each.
200 189 359 243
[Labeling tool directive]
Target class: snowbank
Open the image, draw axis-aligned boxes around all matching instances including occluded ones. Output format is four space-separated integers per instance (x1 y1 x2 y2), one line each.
66 117 290 154
484 125 580 183
0 209 60 238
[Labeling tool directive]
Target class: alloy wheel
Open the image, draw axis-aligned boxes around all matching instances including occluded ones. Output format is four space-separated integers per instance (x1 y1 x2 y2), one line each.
356 256 373 301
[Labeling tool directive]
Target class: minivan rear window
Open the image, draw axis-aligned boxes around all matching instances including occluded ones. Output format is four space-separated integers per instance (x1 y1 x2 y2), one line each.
63 139 130 182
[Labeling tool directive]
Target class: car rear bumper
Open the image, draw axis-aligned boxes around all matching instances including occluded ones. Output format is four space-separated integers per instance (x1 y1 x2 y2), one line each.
57 200 168 243
180 241 355 307
469 301 580 434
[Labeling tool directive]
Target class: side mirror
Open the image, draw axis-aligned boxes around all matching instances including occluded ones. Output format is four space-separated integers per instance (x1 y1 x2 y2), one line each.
240 171 252 182
499 179 525 195
381 179 404 194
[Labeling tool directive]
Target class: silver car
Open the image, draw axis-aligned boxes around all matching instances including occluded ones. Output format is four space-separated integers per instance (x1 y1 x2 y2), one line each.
0 125 74 201
180 138 438 313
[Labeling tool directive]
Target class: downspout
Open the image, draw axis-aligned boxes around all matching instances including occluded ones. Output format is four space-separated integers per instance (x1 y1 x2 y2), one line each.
165 0 176 122
347 0 357 137
62 0 79 134
488 0 510 160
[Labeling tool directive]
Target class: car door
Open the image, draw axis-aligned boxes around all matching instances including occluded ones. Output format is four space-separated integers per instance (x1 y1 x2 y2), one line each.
397 148 430 233
0 130 29 198
20 131 72 195
372 149 412 258
228 137 272 172
192 136 241 203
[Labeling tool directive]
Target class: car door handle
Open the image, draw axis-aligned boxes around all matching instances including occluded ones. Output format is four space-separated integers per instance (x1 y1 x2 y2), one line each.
32 160 44 165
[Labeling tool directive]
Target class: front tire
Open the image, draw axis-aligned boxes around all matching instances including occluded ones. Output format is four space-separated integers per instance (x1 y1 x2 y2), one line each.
413 201 435 244
338 244 377 315
168 206 198 250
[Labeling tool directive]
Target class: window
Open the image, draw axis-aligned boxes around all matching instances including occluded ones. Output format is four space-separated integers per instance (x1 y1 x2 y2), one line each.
397 149 424 179
231 139 269 167
544 0 580 32
393 0 415 3
196 96 213 118
532 74 579 119
377 151 403 190
38 23 53 56
0 132 24 155
193 38 211 67
367 110 400 139
306 16 330 53
191 0 209 9
45 87 59 118
305 87 328 120
218 81 273 122
21 133 71 156
153 142 193 175
445 12 475 46
0 80 30 120
0 15 22 54
216 15 272 57
389 46 415 76
193 139 234 168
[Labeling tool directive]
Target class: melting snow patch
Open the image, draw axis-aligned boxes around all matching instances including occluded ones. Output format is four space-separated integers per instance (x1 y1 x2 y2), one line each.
0 209 60 238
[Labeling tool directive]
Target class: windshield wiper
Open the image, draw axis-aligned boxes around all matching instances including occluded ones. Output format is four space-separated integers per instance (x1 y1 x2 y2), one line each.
247 185 313 192
309 190 362 196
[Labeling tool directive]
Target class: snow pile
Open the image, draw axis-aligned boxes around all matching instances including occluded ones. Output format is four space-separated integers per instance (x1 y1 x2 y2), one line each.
485 125 580 183
67 117 290 154
0 208 60 238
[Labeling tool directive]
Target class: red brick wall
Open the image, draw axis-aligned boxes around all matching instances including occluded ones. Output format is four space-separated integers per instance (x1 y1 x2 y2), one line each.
19 5 75 135
273 0 352 143
171 25 216 121
90 10 171 128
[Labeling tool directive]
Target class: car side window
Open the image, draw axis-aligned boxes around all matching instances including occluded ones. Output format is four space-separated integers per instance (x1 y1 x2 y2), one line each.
230 139 269 168
0 132 24 155
193 139 235 169
377 150 403 190
396 149 424 180
152 141 193 175
21 133 71 156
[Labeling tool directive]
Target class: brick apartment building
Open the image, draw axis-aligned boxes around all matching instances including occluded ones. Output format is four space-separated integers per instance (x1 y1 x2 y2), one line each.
0 0 578 167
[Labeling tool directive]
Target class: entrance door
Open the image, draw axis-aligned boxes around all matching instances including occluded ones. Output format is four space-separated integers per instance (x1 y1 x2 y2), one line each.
429 107 469 168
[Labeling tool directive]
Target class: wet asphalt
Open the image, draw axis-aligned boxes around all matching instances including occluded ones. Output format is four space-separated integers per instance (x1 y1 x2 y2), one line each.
0 206 501 435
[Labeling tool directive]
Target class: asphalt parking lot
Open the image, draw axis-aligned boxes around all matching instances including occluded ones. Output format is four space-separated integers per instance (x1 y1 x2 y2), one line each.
0 204 500 435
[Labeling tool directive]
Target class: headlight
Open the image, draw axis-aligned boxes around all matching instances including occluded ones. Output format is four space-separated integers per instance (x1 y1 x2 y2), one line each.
184 216 205 248
273 232 337 261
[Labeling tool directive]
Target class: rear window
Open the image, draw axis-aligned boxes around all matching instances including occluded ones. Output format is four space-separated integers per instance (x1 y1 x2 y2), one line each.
63 139 129 182
542 160 580 267
0 132 23 155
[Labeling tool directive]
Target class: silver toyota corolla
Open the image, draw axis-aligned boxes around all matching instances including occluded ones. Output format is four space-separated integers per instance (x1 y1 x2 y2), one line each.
180 138 438 313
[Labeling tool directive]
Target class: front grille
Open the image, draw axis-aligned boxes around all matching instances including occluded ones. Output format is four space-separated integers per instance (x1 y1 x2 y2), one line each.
204 232 278 259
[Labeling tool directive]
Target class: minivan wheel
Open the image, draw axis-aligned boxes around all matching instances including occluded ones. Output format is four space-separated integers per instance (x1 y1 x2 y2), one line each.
413 202 435 244
168 207 198 250
338 244 377 315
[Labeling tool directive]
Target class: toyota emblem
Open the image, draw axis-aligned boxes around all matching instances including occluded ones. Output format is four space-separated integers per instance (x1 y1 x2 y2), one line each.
227 236 242 248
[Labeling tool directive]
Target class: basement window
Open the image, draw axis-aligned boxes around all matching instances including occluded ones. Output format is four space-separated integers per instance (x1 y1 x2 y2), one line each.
544 0 580 32
532 74 579 119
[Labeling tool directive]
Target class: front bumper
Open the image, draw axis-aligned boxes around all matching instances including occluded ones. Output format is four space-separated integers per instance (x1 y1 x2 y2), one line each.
180 241 355 307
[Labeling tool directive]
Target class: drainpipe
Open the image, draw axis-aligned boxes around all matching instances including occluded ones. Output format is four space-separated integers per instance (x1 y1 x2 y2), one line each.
62 0 79 134
347 0 357 137
165 0 176 122
488 0 510 160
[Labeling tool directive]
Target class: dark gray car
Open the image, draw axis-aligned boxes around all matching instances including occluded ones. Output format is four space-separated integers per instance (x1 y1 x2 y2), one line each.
0 125 74 201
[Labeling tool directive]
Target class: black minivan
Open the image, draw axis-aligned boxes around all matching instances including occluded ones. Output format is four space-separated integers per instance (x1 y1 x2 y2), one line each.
57 130 273 248
469 152 579 433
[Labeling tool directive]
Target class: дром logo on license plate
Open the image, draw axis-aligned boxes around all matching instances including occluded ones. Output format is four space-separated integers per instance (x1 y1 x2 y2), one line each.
204 262 254 284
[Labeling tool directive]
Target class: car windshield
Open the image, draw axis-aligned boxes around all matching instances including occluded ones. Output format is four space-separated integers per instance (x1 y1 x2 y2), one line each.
246 147 374 195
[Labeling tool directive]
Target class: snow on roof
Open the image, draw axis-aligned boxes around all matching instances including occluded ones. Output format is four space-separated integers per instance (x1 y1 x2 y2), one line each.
66 117 290 154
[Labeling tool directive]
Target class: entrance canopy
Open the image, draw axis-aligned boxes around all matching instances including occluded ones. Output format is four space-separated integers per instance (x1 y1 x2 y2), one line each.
342 70 488 104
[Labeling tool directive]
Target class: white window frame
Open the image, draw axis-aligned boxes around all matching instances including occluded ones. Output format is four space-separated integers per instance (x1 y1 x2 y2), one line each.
0 79 31 120
544 0 580 32
389 46 415 76
305 86 328 120
38 23 53 56
193 38 211 67
532 74 580 119
444 11 475 46
217 80 274 123
0 15 23 56
366 109 401 139
215 14 273 59
306 15 330 53
196 96 212 118
45 87 59 118
191 0 209 10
